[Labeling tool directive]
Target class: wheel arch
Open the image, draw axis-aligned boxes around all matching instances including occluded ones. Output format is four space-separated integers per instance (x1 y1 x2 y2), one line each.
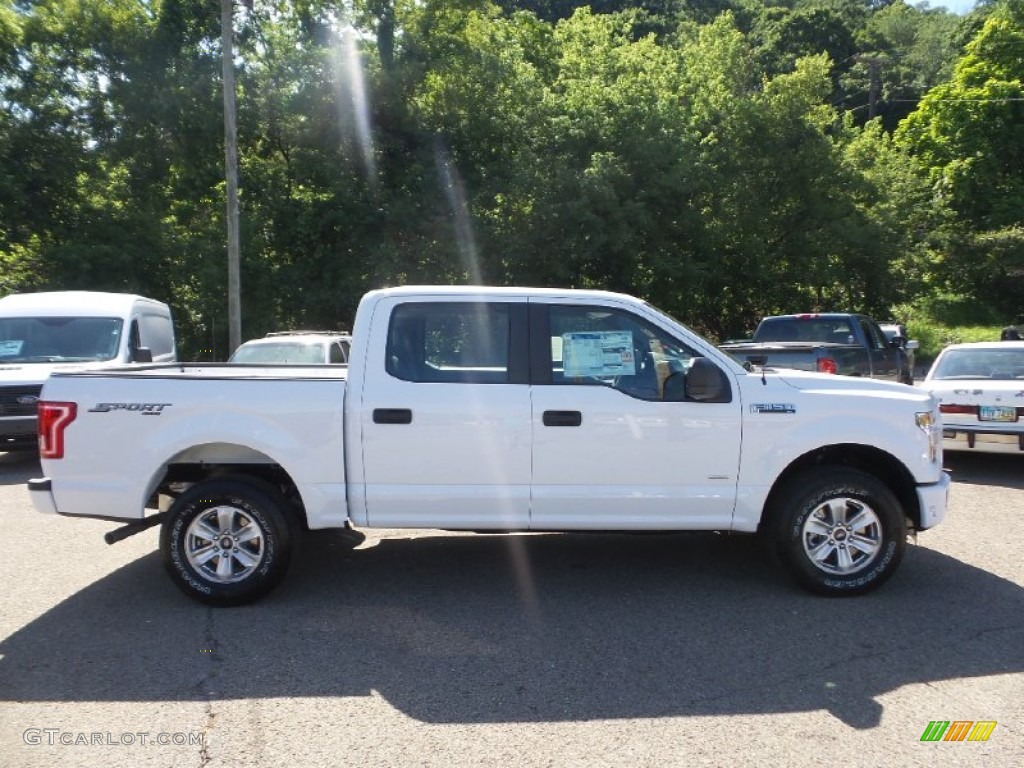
758 443 920 534
151 442 307 527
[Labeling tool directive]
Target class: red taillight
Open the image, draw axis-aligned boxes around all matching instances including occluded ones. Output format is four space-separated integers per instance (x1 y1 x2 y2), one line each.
939 404 976 415
38 402 77 459
816 357 838 375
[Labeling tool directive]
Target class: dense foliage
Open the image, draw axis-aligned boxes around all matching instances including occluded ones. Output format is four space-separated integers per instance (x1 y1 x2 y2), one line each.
1 0 1021 356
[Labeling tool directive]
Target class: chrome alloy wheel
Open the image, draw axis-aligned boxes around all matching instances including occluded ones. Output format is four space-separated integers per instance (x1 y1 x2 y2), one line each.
184 505 266 584
801 497 883 575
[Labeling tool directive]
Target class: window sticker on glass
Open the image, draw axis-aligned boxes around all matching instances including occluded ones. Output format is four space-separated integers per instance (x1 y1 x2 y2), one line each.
0 340 25 357
562 331 636 376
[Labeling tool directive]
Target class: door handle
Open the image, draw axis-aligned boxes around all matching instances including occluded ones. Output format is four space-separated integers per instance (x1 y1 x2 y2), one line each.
373 408 412 425
543 410 582 427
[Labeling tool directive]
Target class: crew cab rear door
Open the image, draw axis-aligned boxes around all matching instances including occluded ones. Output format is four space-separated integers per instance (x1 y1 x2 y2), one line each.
528 299 742 530
356 296 532 528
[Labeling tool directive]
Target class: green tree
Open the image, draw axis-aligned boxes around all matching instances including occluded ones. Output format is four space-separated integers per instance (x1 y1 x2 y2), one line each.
845 0 961 128
895 0 1024 318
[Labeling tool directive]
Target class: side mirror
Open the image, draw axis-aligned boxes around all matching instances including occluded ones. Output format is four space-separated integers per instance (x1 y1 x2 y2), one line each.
132 346 153 363
684 357 730 403
906 340 920 351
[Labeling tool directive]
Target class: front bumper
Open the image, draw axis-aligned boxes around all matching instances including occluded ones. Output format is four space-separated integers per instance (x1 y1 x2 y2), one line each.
1 415 39 450
915 472 951 530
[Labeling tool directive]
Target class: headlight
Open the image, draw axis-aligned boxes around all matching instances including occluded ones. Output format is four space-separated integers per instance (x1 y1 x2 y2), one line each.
916 410 941 463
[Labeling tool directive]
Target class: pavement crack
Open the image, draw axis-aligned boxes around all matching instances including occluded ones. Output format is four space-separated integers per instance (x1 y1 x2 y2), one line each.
196 607 219 768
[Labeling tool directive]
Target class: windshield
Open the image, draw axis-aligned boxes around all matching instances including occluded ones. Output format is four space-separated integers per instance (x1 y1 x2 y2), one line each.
931 348 1024 380
0 316 124 363
229 342 325 364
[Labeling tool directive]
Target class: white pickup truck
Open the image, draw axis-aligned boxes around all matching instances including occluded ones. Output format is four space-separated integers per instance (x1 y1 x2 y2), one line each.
29 286 949 605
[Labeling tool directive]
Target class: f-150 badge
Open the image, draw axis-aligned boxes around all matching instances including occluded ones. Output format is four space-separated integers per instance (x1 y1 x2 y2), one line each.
750 403 796 414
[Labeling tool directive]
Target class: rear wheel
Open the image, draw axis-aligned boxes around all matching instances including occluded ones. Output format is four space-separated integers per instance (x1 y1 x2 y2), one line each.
161 476 294 606
771 468 905 596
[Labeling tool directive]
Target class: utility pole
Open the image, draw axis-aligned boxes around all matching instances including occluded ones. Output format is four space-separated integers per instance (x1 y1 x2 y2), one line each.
856 55 884 121
221 0 241 355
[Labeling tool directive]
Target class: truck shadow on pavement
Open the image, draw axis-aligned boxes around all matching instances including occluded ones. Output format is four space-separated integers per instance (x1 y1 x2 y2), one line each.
1 529 1021 730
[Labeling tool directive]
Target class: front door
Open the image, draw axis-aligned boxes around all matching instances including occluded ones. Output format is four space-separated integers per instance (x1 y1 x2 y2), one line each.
529 300 743 530
859 318 900 381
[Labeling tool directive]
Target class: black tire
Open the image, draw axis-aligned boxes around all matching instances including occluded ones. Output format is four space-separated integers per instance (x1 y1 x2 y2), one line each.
770 468 906 596
161 476 294 606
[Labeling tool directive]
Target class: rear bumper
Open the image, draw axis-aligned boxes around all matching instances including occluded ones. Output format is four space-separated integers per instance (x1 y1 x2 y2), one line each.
29 478 58 515
942 427 1024 454
916 472 951 530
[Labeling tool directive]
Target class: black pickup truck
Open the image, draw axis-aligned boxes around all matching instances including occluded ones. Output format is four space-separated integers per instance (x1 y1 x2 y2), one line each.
719 313 916 385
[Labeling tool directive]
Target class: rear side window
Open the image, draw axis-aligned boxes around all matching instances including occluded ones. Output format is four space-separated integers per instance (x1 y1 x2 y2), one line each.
329 343 345 364
386 303 510 383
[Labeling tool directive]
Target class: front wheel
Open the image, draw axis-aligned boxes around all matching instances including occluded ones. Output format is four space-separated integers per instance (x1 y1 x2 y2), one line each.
770 468 906 596
161 476 295 606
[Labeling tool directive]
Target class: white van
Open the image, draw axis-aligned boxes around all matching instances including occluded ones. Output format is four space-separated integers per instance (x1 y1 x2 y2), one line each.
0 291 176 450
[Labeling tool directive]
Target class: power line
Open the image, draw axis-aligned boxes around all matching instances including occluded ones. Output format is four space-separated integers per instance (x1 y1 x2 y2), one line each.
890 96 1024 102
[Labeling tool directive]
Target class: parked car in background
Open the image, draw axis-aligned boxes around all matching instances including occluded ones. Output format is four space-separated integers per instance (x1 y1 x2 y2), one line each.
720 313 914 384
0 291 176 451
228 331 351 365
879 321 919 376
920 341 1024 455
1000 326 1022 341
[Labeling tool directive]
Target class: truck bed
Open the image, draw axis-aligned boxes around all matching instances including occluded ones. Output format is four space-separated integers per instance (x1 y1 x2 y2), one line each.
38 363 349 529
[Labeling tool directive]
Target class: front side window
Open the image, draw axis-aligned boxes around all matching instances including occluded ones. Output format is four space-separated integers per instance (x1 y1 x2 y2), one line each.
547 305 727 401
0 317 123 362
387 303 510 383
138 313 175 357
860 320 888 350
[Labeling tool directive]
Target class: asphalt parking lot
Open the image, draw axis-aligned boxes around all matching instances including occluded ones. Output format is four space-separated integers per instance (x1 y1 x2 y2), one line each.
0 450 1021 767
